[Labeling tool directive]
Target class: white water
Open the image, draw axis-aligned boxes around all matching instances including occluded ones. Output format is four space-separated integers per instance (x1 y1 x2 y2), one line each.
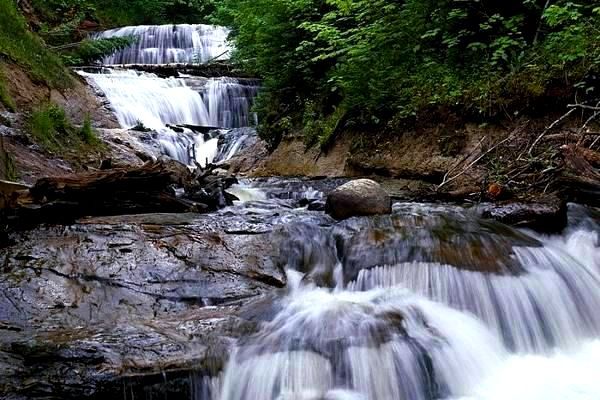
81 24 259 167
80 69 210 129
454 340 600 400
79 69 258 166
226 183 267 203
79 69 258 130
190 206 600 400
96 24 231 65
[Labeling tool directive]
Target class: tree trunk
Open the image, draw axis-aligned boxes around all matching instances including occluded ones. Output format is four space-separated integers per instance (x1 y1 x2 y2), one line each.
2 160 206 229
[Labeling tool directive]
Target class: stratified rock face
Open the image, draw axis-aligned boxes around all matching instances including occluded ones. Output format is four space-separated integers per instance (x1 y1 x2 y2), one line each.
325 179 391 220
0 213 285 399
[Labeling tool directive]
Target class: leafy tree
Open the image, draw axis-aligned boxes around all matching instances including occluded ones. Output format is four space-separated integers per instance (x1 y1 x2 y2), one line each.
219 0 600 145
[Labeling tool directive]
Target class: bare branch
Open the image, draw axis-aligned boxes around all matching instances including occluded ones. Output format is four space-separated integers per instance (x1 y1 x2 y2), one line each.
438 135 512 191
527 107 577 156
567 104 600 111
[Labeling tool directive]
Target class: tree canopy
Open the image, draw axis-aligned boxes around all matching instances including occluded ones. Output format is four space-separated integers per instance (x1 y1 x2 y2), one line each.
217 0 600 146
5 0 600 148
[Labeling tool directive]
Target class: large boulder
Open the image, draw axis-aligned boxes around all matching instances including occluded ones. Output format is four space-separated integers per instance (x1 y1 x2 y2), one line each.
326 179 391 220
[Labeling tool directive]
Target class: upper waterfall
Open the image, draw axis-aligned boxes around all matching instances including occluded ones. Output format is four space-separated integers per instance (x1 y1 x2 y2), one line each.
82 24 259 167
95 24 232 65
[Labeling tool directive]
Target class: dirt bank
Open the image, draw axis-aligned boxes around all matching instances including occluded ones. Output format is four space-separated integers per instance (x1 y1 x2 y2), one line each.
236 116 600 209
0 61 122 182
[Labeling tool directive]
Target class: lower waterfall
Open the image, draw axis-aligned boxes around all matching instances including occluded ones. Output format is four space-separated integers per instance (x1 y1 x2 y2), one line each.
188 200 600 400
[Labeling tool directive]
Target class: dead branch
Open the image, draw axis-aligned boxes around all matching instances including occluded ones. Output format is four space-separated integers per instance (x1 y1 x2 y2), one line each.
576 101 600 145
527 107 577 156
438 135 512 191
567 104 600 111
440 136 487 184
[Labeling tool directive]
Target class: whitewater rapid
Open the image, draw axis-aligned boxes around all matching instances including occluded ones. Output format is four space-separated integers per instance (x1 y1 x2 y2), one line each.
194 198 600 400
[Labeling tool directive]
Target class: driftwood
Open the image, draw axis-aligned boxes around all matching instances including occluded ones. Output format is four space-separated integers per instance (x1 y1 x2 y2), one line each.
1 160 235 229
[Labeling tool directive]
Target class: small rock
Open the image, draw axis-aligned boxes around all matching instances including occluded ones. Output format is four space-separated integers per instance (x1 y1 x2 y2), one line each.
307 199 326 211
325 179 391 220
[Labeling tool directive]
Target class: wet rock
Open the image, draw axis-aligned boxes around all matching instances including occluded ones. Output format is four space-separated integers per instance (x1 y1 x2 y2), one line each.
337 212 542 284
325 179 392 220
0 214 284 399
478 197 567 232
307 199 326 211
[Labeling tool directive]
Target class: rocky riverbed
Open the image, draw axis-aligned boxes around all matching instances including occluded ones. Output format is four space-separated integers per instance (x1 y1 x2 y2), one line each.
2 173 596 399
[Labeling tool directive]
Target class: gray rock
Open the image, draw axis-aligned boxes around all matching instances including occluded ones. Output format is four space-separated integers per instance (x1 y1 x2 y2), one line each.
478 197 567 233
0 213 285 399
325 179 391 220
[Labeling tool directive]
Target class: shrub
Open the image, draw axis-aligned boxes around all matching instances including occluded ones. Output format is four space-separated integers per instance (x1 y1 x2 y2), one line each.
79 114 99 144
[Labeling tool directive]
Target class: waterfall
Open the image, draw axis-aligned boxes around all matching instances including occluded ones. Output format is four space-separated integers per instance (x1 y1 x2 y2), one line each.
79 69 258 131
95 24 231 65
79 69 211 129
197 203 600 400
219 287 505 400
204 78 259 128
79 24 259 167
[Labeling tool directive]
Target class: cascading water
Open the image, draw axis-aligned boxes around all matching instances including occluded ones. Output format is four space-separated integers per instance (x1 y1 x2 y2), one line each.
79 69 258 130
95 24 231 65
79 69 211 129
80 24 600 397
80 24 259 167
204 78 259 128
188 189 600 400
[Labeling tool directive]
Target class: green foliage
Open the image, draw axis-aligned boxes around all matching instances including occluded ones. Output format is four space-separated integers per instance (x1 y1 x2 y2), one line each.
29 103 73 149
220 0 600 145
31 0 217 29
28 103 100 152
79 114 99 144
0 66 15 112
0 137 18 182
61 37 135 65
0 0 72 89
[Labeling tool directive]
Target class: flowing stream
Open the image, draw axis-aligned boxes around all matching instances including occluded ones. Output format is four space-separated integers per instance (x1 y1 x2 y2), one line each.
81 24 600 400
197 184 600 400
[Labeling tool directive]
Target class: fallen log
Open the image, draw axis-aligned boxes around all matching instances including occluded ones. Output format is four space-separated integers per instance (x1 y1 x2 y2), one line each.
1 160 229 230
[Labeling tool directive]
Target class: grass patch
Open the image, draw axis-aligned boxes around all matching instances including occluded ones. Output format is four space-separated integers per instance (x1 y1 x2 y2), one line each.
0 79 15 112
0 64 15 112
0 136 18 181
79 114 100 145
29 103 102 153
0 0 72 89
